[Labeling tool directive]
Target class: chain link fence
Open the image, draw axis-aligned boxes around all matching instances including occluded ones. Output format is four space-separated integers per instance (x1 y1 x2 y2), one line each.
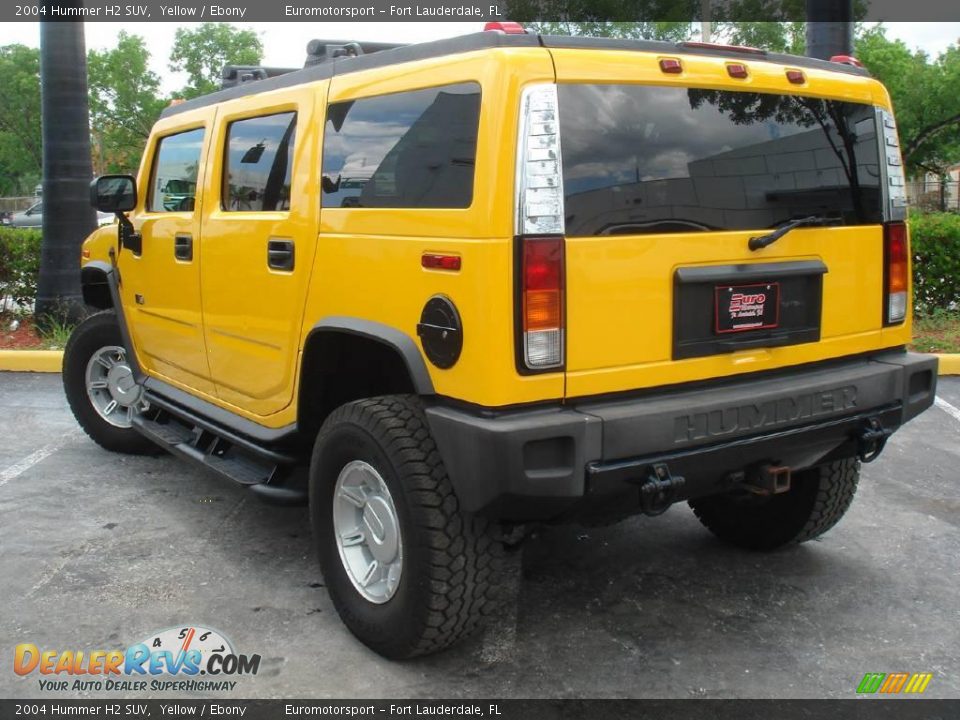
906 178 960 213
0 196 39 214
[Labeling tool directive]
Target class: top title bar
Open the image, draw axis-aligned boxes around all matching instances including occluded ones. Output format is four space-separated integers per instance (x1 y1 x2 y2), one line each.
4 0 959 22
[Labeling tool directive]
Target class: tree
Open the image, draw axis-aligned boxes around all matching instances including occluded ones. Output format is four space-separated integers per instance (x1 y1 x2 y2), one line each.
527 21 693 40
714 21 806 53
508 0 699 37
169 23 263 99
37 12 96 325
856 26 960 182
87 32 167 174
0 45 42 196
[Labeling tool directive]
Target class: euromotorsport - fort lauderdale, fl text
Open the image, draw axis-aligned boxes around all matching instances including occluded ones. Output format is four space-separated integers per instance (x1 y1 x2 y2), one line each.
284 4 500 16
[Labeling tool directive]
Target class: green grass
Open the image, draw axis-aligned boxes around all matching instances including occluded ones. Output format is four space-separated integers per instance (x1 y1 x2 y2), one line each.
35 315 75 351
911 309 960 354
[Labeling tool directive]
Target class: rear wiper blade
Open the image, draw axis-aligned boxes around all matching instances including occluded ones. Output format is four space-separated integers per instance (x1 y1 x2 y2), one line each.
748 215 837 251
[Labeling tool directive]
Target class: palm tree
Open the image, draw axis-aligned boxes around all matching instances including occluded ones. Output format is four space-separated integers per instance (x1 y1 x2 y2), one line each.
37 8 96 327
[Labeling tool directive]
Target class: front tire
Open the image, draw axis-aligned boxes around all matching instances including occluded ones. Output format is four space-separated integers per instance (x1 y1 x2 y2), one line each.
689 458 861 551
310 395 504 659
63 311 156 455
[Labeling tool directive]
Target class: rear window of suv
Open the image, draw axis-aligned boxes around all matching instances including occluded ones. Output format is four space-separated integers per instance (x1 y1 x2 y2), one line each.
557 84 883 236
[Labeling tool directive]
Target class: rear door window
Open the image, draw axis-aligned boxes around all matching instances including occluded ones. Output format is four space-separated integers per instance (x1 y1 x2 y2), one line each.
557 84 883 236
321 82 481 209
148 128 205 213
222 112 297 212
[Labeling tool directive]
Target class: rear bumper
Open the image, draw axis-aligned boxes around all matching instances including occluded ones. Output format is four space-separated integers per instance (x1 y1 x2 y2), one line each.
425 350 938 521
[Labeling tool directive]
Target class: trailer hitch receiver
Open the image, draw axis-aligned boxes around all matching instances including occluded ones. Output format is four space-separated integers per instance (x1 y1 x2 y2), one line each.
634 463 685 516
858 416 893 463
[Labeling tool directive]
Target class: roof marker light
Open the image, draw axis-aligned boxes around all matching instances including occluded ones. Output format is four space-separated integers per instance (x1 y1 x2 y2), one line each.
483 22 526 34
727 63 748 78
786 69 806 84
659 58 683 74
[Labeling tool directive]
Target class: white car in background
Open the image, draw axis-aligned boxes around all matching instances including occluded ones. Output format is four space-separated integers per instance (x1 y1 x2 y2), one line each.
10 200 114 229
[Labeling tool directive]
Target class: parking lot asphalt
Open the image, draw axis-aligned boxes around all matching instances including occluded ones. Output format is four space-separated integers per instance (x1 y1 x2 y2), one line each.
1 372 958 700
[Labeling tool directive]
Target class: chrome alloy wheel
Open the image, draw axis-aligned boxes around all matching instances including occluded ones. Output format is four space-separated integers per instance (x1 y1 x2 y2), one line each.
333 460 403 604
84 345 147 429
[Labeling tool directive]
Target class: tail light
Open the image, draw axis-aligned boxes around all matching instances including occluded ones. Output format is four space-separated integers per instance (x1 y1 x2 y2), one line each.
884 222 908 325
516 84 565 370
522 237 564 368
879 106 908 326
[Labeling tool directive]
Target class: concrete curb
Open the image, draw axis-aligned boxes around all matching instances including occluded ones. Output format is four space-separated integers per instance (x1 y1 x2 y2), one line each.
1 350 959 375
0 350 63 373
938 354 960 376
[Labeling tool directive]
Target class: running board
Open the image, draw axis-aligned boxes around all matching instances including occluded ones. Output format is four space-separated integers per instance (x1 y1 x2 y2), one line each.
131 397 306 506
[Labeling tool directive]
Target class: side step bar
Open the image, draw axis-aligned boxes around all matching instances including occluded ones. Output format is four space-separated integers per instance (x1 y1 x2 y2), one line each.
132 391 307 506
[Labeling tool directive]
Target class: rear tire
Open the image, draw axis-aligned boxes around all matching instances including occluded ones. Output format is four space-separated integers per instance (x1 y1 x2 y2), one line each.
310 395 505 659
63 311 156 455
689 458 861 551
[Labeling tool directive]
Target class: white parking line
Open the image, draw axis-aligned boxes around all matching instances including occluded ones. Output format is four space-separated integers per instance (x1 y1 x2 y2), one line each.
935 396 960 426
0 433 78 488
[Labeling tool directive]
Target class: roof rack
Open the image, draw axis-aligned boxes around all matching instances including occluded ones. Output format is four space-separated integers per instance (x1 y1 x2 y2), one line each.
221 65 298 89
304 39 406 66
219 39 408 90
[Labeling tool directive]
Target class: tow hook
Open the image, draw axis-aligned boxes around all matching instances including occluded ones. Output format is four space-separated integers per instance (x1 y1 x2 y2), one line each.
858 416 893 463
635 463 685 516
743 464 792 495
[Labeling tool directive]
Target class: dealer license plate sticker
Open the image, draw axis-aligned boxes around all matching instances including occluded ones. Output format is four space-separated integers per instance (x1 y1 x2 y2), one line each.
715 282 780 334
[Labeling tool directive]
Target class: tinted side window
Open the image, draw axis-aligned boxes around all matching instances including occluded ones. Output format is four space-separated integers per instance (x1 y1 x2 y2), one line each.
223 112 297 212
321 83 480 209
148 128 205 213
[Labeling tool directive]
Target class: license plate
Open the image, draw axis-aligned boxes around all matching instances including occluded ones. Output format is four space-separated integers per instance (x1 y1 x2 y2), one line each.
715 282 780 334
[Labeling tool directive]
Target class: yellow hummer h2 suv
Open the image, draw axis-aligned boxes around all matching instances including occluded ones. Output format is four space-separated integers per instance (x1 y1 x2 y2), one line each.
65 26 937 658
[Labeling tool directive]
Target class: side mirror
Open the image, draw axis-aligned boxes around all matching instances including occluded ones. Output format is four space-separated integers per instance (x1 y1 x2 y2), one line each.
90 175 137 213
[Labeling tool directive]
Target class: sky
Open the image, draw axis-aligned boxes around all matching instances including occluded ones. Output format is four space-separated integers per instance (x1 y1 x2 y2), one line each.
0 21 958 95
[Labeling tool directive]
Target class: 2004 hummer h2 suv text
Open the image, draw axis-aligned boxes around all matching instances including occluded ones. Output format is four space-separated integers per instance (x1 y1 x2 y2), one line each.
65 26 937 658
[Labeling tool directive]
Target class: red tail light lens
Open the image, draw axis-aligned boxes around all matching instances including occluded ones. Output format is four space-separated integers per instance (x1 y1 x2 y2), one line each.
884 222 908 325
522 236 564 368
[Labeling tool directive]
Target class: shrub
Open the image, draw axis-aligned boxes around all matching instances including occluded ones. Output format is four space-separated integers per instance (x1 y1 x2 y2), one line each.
0 227 42 309
910 211 960 313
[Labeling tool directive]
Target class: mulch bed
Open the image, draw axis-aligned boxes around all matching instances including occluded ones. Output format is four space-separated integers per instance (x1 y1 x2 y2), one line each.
0 315 44 349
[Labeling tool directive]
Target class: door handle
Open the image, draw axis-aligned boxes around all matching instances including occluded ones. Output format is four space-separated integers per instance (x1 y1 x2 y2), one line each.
174 233 193 261
267 239 294 271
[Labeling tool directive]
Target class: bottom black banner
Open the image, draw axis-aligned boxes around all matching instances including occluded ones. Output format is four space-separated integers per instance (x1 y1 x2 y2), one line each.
1 700 959 720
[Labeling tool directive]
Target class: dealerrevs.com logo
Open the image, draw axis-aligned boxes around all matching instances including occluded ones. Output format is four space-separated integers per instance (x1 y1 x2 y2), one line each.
14 625 260 692
857 672 934 695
